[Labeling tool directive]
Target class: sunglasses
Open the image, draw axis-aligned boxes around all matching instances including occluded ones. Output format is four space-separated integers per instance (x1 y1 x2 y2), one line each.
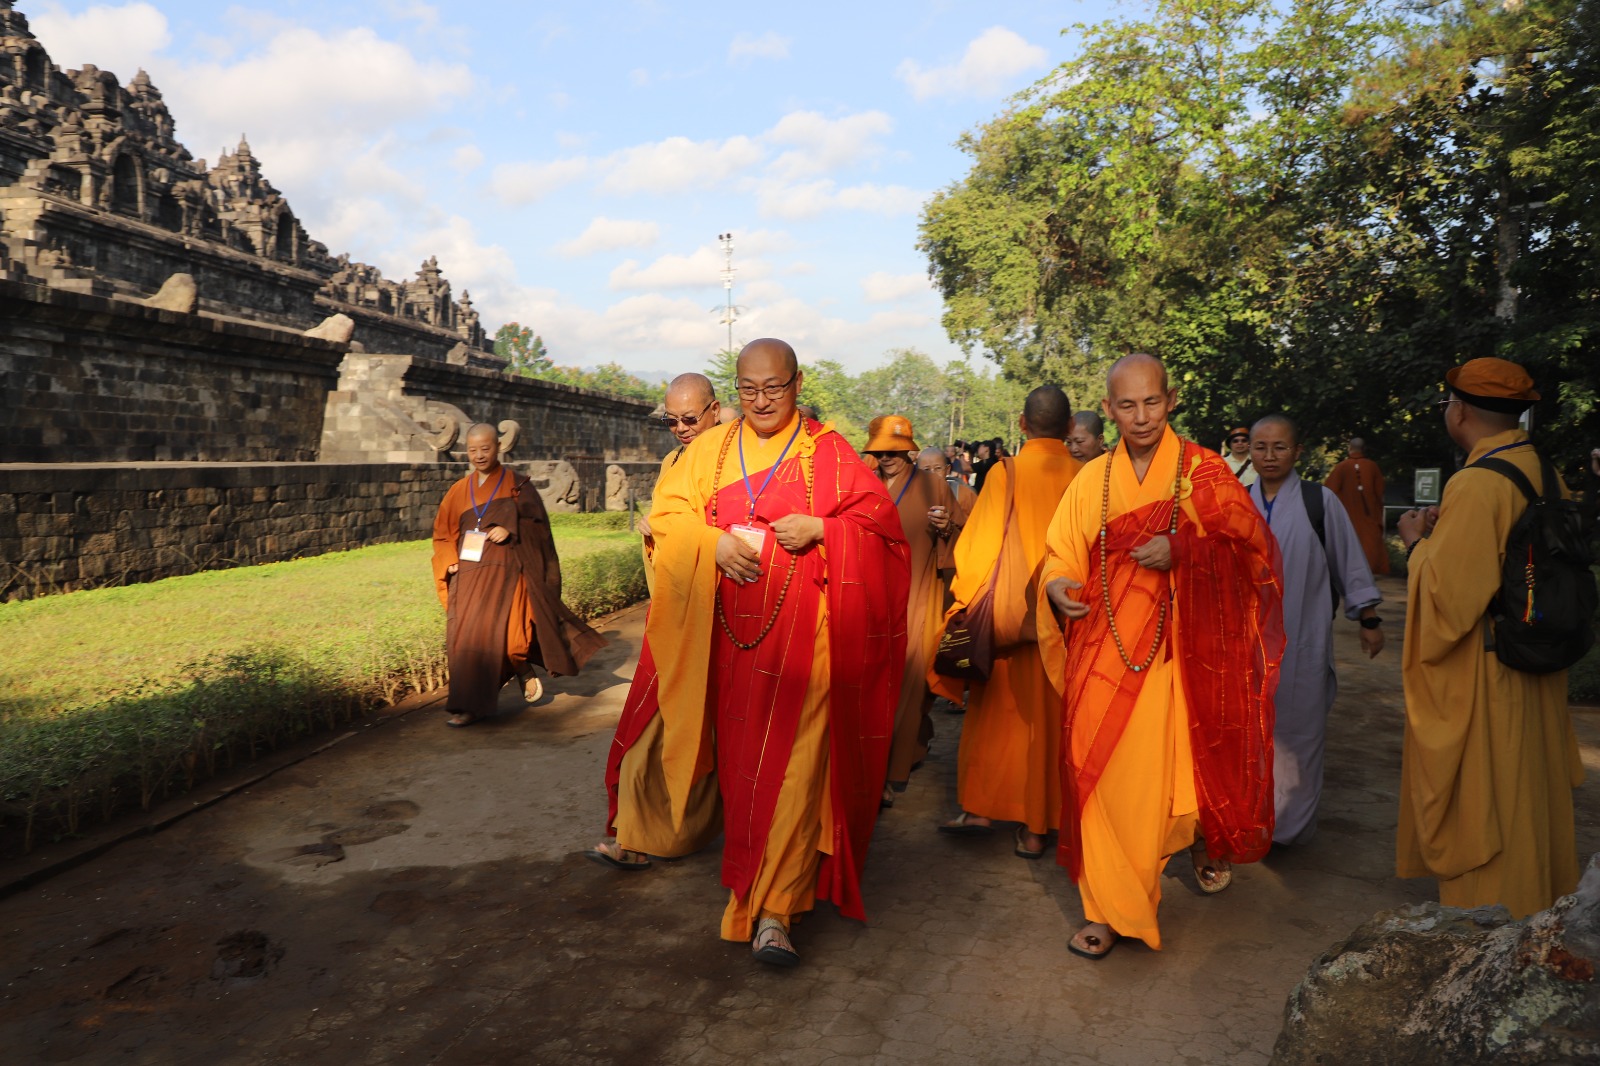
1227 435 1248 443
658 399 714 430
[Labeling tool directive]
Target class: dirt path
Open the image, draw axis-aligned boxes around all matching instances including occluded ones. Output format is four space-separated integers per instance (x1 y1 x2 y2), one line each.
3 578 1598 1065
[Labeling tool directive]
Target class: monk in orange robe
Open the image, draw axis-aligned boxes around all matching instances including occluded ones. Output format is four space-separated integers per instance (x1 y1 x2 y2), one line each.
642 373 721 596
918 446 979 533
431 423 606 727
931 386 1081 859
1042 354 1283 960
1325 438 1390 575
599 339 909 966
866 418 958 807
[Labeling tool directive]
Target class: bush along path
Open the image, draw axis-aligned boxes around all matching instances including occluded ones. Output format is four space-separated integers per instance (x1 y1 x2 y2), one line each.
0 514 648 855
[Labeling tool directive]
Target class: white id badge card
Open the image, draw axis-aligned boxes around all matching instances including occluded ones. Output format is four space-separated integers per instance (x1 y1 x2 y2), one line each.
460 529 488 562
730 523 767 556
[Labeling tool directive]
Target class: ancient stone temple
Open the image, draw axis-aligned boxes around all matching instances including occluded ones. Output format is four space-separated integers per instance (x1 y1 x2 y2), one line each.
0 1 665 599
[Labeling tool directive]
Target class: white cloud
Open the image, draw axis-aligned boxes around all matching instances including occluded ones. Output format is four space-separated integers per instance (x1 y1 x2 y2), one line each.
896 26 1048 101
729 31 791 63
31 2 171 77
764 109 893 180
754 178 926 219
489 157 589 205
609 243 771 290
862 271 931 303
450 144 484 175
557 217 661 258
629 67 650 87
600 135 765 195
380 1 439 32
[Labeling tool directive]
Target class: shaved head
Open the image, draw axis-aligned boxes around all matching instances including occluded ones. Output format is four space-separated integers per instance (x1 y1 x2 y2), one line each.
1022 384 1072 440
735 337 802 437
1066 410 1106 462
666 372 715 407
1252 413 1299 446
1071 410 1104 437
1347 437 1366 457
1102 352 1177 458
464 422 501 475
737 338 798 378
465 422 498 442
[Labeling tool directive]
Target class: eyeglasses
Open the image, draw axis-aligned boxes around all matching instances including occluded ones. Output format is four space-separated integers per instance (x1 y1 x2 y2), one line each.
735 372 798 402
1432 398 1456 412
657 399 714 430
1227 435 1248 444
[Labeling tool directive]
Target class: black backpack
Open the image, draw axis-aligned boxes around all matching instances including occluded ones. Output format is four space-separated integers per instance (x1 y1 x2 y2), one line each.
1472 452 1598 674
1301 483 1343 618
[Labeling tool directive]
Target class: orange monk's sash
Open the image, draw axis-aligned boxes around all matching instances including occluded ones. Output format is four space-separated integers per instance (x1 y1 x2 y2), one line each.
1058 447 1284 877
605 427 909 922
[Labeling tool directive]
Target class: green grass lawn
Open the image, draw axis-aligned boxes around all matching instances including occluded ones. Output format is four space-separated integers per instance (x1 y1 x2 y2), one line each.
0 512 646 852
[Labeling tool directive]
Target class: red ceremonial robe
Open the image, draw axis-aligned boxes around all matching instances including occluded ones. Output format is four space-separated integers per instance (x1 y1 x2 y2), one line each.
1058 442 1285 876
606 422 909 923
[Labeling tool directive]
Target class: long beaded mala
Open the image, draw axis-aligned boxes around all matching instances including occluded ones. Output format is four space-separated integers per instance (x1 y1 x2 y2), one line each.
1099 440 1186 673
709 417 815 651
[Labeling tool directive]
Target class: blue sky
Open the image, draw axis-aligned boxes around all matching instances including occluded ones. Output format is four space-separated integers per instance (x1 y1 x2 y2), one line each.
28 1 1128 376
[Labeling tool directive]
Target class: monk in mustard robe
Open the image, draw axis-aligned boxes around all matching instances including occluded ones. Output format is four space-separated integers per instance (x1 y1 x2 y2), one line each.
598 339 909 967
1396 358 1584 918
1042 354 1283 960
431 423 606 727
931 386 1081 859
641 373 721 596
866 418 958 806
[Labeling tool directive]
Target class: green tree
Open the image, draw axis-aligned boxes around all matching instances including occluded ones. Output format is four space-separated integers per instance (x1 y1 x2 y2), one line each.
495 322 553 377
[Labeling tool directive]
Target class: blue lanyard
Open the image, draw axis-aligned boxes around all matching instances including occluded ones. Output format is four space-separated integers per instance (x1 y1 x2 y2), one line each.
1262 488 1277 526
738 417 803 518
1479 439 1531 463
469 468 506 529
893 467 918 506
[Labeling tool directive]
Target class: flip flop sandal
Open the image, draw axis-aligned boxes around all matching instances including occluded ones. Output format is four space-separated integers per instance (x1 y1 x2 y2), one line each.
584 841 651 871
1191 841 1233 894
1013 825 1046 860
938 812 994 836
444 713 479 728
521 676 544 704
880 786 896 809
1067 926 1119 961
752 918 800 967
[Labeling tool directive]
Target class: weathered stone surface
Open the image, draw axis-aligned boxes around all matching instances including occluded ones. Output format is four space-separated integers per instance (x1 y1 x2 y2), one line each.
141 272 197 313
1273 855 1600 1065
303 312 353 344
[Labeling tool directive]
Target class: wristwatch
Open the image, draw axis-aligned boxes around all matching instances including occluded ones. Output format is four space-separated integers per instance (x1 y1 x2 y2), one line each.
1358 616 1382 630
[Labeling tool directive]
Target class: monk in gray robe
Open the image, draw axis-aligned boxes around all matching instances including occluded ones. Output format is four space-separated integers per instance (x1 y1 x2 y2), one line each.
1247 415 1384 844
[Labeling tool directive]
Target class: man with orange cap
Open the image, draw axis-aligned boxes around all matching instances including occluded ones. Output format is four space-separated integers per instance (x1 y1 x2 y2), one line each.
865 415 959 807
1220 426 1258 486
932 385 1081 861
1396 357 1585 917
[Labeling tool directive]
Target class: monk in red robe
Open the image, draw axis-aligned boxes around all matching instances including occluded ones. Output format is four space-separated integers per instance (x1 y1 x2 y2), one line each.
598 338 909 966
1041 354 1284 959
431 423 606 727
1324 438 1390 575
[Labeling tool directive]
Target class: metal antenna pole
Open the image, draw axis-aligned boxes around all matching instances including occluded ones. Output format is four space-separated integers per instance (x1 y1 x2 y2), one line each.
719 232 737 352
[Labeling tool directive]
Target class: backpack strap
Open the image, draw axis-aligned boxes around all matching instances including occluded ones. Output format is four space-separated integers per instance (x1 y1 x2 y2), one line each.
1299 481 1342 616
1470 453 1544 502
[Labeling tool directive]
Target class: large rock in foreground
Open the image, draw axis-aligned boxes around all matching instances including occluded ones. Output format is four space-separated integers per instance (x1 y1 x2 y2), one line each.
1273 855 1600 1064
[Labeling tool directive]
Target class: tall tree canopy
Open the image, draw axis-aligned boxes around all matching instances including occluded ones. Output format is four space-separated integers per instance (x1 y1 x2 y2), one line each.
921 0 1600 479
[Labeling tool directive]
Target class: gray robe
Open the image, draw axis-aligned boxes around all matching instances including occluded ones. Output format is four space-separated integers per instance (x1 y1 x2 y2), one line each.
1250 473 1381 845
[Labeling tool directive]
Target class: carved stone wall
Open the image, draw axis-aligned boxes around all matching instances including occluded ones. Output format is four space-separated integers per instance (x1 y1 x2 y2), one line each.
0 277 344 462
0 2 492 363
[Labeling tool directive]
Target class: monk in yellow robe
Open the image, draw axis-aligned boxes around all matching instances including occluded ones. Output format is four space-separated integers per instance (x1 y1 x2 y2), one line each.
1325 438 1390 575
1042 354 1283 959
865 418 958 806
598 338 909 966
932 386 1081 859
431 423 606 727
642 373 721 596
1396 358 1584 918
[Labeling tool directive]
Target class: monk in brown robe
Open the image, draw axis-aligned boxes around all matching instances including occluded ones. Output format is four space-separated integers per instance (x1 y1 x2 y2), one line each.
642 373 721 595
868 417 958 807
431 423 606 727
1324 438 1390 575
919 446 979 534
932 386 1081 859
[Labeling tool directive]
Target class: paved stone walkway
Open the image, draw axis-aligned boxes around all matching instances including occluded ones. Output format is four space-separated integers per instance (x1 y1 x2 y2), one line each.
3 576 1598 1064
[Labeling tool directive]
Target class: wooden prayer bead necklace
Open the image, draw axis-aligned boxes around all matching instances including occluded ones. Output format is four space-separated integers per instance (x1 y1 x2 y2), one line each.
709 417 815 651
1099 438 1186 673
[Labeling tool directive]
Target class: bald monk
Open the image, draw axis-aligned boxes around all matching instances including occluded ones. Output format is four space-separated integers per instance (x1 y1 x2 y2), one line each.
1041 354 1283 959
918 446 979 533
1324 437 1390 575
1396 358 1584 917
599 338 910 966
432 423 607 728
1067 410 1107 463
866 418 959 807
932 385 1081 860
642 373 721 595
